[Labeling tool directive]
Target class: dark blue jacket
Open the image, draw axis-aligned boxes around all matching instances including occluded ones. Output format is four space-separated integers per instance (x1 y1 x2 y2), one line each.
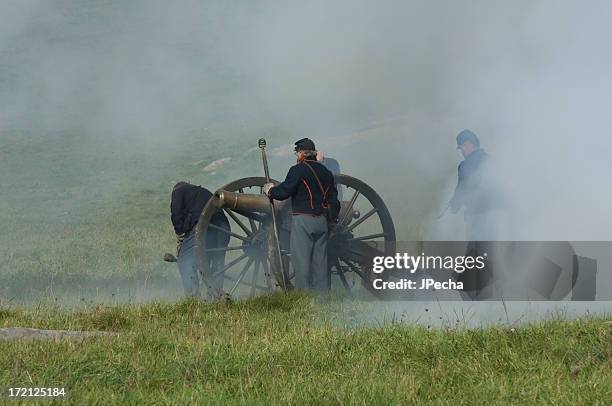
450 149 494 214
171 184 229 236
270 159 341 219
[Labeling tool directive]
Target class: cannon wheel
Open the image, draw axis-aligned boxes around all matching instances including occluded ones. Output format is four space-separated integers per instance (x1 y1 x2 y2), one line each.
328 174 396 297
195 175 395 298
195 177 280 298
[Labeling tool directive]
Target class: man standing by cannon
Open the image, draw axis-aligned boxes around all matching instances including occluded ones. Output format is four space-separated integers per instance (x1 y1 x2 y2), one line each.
171 181 231 298
263 138 341 292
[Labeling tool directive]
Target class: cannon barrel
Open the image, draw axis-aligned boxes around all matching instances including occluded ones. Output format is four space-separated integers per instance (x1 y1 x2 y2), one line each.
214 189 360 223
214 190 286 213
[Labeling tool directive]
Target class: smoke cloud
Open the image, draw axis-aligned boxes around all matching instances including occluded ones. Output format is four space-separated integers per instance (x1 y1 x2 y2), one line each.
1 1 611 306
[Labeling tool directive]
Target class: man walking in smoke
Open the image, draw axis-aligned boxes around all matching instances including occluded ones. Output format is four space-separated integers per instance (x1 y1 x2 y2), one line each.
171 182 231 298
263 138 341 292
450 130 498 241
448 130 501 299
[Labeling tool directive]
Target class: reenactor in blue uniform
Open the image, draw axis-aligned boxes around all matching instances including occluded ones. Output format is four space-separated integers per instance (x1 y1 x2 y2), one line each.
171 182 230 297
264 138 341 292
450 130 497 240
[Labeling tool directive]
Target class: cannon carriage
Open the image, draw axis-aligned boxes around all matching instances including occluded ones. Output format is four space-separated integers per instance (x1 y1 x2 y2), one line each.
193 171 395 298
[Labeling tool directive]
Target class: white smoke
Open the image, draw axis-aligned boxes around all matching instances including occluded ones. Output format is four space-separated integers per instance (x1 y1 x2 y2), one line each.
2 1 612 306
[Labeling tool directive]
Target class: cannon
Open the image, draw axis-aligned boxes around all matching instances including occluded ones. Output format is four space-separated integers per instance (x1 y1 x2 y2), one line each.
192 171 396 299
188 138 395 299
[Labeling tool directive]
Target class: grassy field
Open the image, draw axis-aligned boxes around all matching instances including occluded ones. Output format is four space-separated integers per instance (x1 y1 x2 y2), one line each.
2 3 610 404
1 123 609 404
0 128 280 302
1 127 609 404
0 121 450 304
1 292 610 404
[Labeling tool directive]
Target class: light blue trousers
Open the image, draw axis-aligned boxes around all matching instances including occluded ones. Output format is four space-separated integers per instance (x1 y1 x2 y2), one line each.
290 215 329 292
177 229 227 298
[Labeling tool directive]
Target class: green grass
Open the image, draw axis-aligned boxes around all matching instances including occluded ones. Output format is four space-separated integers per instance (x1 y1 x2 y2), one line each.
0 293 610 404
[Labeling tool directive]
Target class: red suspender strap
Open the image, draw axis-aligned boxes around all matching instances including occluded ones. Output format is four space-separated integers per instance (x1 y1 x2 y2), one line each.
301 179 314 209
303 162 330 208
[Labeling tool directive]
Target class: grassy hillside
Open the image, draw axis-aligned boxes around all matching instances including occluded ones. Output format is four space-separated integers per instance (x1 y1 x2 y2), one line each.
1 293 610 404
1 121 453 303
0 128 285 302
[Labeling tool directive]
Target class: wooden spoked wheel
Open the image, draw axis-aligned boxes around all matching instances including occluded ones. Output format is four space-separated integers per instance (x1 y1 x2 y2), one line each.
195 175 395 299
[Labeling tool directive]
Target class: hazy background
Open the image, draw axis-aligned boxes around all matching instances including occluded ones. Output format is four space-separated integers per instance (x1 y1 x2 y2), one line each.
1 0 611 303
